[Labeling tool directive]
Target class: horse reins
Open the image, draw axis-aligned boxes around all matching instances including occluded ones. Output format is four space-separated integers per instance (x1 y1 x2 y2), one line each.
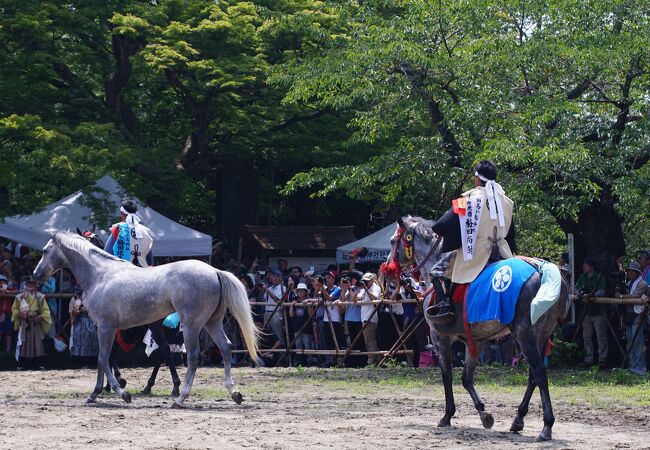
402 234 442 277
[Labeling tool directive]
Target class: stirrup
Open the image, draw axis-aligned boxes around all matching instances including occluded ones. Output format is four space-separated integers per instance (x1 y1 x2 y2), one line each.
427 303 456 324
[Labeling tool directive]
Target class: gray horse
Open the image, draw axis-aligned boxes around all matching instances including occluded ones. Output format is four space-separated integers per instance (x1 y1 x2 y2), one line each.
388 216 569 441
33 231 258 407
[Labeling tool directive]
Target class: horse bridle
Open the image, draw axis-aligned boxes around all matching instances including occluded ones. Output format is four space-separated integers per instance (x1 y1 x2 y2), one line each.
392 225 442 277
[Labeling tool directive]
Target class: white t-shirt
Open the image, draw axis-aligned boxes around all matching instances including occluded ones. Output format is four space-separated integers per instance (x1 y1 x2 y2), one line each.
264 284 286 312
360 283 381 323
322 286 342 323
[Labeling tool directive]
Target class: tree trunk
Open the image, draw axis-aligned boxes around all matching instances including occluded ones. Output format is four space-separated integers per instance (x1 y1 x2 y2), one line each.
557 200 626 280
105 34 141 144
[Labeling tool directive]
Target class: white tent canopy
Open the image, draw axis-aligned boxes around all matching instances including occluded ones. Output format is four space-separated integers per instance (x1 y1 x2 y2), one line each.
0 175 212 257
336 223 397 264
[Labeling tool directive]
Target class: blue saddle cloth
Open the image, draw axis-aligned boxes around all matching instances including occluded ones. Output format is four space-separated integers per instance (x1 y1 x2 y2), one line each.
466 258 537 325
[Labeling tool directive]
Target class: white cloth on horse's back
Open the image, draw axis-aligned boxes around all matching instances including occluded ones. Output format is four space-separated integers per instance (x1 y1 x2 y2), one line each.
530 261 562 325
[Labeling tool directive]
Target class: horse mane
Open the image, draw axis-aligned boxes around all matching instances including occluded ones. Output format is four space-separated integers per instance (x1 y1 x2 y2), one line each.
407 215 436 240
54 231 127 264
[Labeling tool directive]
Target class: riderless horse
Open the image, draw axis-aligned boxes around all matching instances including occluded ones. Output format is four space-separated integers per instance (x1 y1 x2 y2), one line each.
386 216 569 441
34 231 258 407
77 228 182 396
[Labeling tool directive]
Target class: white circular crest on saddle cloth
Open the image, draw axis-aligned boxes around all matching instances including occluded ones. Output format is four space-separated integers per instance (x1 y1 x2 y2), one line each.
491 265 513 292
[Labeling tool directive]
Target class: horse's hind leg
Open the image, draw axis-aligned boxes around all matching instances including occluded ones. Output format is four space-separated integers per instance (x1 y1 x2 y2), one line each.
510 367 536 433
462 351 493 429
519 339 554 441
172 325 200 408
97 325 131 404
204 318 242 404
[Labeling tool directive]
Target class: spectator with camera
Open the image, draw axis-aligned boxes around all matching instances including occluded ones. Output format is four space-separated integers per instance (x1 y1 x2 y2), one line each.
342 270 365 367
263 270 288 347
575 257 608 368
314 271 343 367
355 272 381 366
617 261 648 375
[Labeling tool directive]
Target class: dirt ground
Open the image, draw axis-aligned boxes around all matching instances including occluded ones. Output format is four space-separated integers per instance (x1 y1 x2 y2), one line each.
0 366 648 449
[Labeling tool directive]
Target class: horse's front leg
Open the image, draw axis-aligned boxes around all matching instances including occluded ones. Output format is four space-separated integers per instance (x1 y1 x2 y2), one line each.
436 335 456 427
141 362 161 395
106 342 126 391
510 367 536 433
147 323 181 396
87 365 105 403
97 325 131 404
462 350 493 429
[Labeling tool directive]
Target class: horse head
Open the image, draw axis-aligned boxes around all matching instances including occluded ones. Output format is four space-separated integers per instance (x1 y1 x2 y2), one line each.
33 231 68 282
77 225 104 249
381 215 441 282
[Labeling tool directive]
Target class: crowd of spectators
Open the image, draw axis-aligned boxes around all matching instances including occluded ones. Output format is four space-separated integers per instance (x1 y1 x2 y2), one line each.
1 238 649 377
223 256 429 368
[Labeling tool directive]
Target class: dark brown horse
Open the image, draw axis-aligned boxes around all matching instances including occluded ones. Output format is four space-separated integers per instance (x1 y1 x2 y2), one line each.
388 216 570 441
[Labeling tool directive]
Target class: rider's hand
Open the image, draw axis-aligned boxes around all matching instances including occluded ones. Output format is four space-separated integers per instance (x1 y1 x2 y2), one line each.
32 314 41 323
18 311 28 319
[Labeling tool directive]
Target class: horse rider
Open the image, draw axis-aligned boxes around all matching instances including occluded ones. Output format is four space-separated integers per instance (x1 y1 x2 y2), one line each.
103 200 154 267
427 160 517 324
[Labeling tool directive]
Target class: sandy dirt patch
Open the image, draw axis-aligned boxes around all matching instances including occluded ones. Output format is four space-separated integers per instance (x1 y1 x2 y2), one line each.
0 367 648 449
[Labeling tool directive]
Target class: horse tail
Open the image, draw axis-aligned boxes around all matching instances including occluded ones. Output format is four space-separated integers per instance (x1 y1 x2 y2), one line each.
217 270 259 363
530 261 563 325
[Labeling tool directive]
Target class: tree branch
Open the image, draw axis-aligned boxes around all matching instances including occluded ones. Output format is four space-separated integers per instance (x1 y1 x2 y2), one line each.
270 108 330 132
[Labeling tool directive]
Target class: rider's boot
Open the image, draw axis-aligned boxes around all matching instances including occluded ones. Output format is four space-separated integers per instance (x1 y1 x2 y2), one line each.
426 277 455 324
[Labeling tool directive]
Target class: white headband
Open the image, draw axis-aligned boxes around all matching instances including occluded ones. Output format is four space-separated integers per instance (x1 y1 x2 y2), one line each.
120 206 143 236
474 172 505 227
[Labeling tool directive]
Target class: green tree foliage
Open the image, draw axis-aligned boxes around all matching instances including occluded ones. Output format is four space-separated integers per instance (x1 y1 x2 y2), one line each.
1 0 648 258
275 0 650 260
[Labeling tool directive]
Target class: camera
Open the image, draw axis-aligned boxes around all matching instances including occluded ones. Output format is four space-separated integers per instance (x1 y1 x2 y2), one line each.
316 276 325 284
399 277 411 286
356 281 365 288
577 288 594 300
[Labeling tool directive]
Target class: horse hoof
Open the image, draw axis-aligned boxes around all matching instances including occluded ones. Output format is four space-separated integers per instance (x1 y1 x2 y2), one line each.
119 378 127 389
231 391 243 405
480 412 494 429
86 397 97 404
537 427 552 442
171 387 180 397
510 417 524 433
121 391 132 404
141 386 152 395
171 402 185 409
103 385 111 393
437 418 451 428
